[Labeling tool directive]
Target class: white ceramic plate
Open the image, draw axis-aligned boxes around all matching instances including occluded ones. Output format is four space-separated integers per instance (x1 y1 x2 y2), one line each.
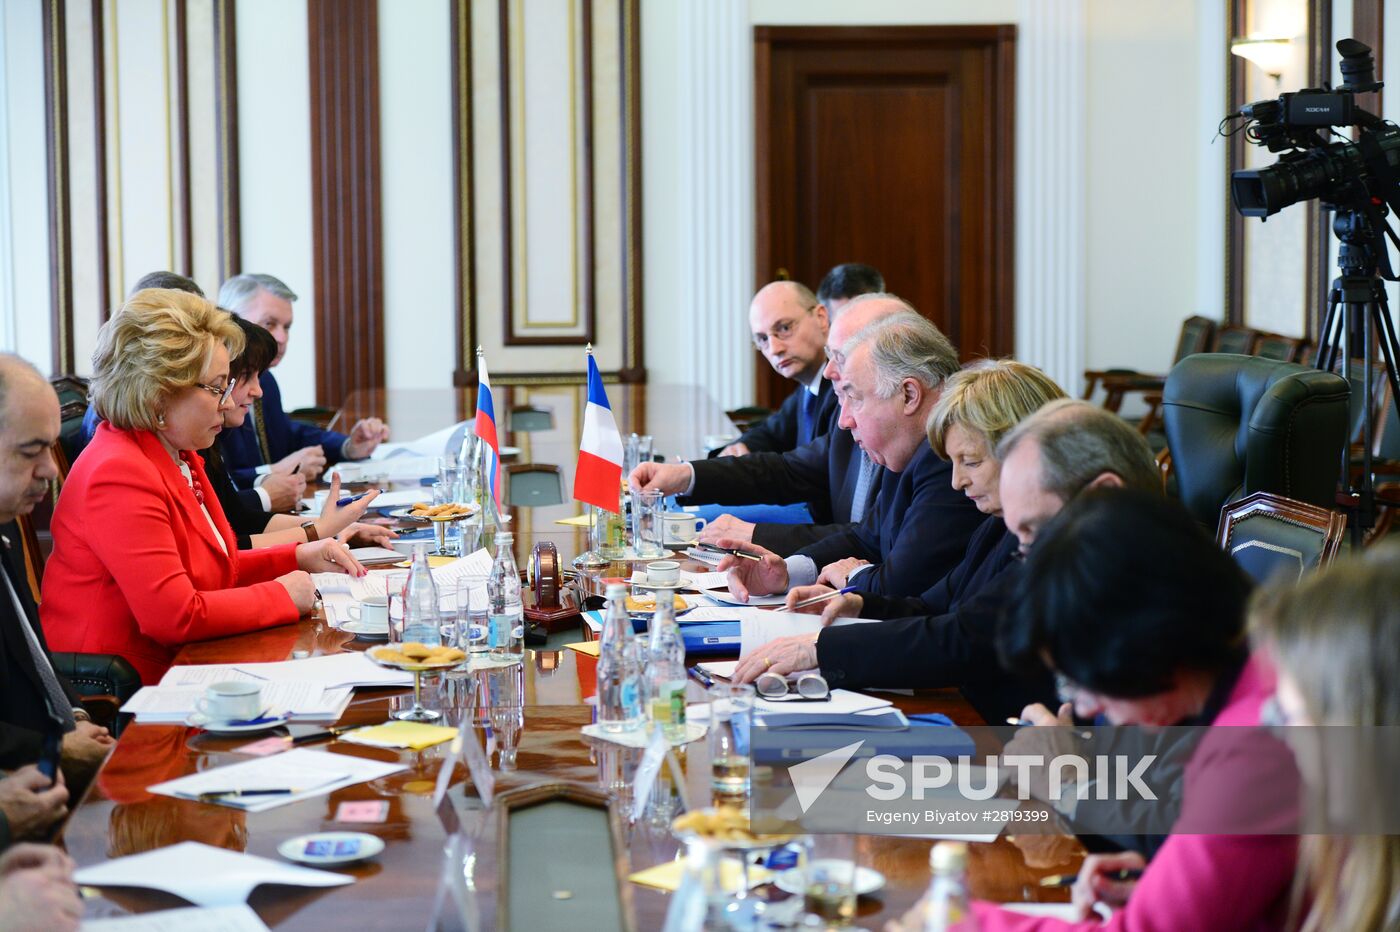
278 832 384 866
774 861 886 897
186 712 291 734
342 620 389 641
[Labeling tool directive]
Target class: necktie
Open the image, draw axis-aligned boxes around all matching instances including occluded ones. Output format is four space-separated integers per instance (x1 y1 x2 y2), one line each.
252 397 272 465
849 450 879 524
798 389 817 446
0 568 76 731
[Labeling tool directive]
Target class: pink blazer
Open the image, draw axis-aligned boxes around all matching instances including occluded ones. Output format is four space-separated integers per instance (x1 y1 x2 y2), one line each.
41 424 300 684
970 655 1295 931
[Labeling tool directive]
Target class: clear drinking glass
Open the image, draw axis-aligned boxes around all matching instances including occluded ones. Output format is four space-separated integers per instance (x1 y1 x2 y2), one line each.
800 834 859 926
631 489 664 558
384 571 409 643
707 682 754 809
457 575 490 653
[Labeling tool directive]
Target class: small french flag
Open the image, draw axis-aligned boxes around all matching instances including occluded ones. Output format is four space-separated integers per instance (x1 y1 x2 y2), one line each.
574 351 624 512
474 353 501 510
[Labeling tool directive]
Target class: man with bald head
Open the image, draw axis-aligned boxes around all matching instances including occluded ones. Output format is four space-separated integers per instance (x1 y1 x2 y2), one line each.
631 294 905 555
0 356 114 821
718 281 835 457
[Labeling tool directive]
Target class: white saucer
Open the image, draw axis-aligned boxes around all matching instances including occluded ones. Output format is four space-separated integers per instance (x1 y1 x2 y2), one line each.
342 620 390 641
278 831 384 866
774 862 885 896
186 712 291 734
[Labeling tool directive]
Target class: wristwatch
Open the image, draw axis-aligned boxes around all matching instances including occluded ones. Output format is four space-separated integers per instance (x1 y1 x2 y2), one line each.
301 521 320 542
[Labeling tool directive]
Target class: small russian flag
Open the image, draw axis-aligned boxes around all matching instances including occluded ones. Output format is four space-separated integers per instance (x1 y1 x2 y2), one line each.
573 351 624 512
474 353 501 510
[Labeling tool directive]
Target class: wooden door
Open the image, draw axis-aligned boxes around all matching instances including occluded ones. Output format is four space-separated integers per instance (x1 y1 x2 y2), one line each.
754 25 1016 408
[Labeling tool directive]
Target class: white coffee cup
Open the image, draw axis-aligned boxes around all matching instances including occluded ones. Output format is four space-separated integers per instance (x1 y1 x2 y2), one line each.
645 560 681 586
314 489 331 512
195 681 263 723
662 511 707 543
347 595 390 628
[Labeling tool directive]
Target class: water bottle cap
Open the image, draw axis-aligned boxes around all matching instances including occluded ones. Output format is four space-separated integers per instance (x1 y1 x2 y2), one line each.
605 583 628 599
929 841 968 872
497 531 514 543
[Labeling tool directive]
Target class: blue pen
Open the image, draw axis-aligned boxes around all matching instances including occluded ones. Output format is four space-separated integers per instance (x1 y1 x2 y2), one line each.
687 666 714 688
335 490 375 508
787 585 858 611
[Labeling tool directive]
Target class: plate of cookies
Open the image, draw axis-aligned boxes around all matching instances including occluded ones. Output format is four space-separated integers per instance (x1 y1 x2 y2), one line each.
365 642 468 671
389 502 480 522
670 807 802 851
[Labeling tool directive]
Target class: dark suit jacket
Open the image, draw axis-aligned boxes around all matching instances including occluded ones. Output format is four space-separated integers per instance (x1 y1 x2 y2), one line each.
685 423 883 557
0 523 81 770
856 519 1017 619
815 521 1054 723
222 371 349 488
733 377 837 454
202 442 266 549
795 442 989 598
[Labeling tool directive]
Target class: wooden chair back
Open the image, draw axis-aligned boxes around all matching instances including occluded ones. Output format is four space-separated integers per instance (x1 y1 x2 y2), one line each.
1216 491 1346 584
1213 326 1259 355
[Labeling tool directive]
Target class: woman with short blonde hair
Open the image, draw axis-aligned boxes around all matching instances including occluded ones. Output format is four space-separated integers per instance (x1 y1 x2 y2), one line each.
927 358 1068 459
87 289 244 433
788 358 1067 624
41 289 366 684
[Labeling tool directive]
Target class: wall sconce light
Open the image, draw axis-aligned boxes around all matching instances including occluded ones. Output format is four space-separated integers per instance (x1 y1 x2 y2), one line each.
1231 35 1296 83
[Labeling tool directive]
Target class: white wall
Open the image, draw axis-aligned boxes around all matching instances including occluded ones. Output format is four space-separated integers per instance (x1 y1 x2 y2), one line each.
235 0 317 410
1084 0 1213 380
379 0 455 392
2 0 54 369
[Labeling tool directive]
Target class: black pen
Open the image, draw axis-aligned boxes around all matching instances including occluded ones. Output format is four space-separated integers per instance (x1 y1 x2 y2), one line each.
194 787 299 802
697 542 763 562
687 666 714 688
290 726 353 746
1039 868 1143 888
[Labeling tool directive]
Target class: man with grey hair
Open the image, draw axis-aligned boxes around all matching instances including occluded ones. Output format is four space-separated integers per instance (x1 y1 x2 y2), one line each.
715 310 988 599
731 398 1159 724
996 398 1161 555
218 273 389 488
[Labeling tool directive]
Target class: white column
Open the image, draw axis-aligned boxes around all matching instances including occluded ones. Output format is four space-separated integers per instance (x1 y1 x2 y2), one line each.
654 0 753 434
1014 0 1086 393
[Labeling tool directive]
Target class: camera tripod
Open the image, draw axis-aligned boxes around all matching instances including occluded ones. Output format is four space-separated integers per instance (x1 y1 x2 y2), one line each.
1314 206 1400 544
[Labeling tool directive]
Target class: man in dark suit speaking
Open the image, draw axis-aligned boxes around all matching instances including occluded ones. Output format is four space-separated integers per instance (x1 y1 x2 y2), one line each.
217 273 391 490
0 355 113 837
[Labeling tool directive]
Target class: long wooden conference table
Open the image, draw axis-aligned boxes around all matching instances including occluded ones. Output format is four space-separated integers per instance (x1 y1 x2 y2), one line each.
60 386 1082 928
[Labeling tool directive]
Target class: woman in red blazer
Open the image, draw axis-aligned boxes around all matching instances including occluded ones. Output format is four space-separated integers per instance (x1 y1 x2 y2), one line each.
41 290 366 684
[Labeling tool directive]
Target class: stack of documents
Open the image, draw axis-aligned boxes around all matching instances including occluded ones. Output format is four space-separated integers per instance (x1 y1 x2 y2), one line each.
121 682 352 724
147 748 406 811
314 548 494 618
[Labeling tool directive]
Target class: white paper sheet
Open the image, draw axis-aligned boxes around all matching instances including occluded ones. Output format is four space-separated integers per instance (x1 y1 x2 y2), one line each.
362 488 436 509
347 546 403 564
688 688 892 720
681 571 729 589
121 682 346 722
699 588 790 607
696 660 738 679
738 609 879 657
80 904 272 931
309 573 390 600
328 456 440 483
73 841 354 907
430 549 494 588
148 748 405 812
158 666 262 687
231 652 413 689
